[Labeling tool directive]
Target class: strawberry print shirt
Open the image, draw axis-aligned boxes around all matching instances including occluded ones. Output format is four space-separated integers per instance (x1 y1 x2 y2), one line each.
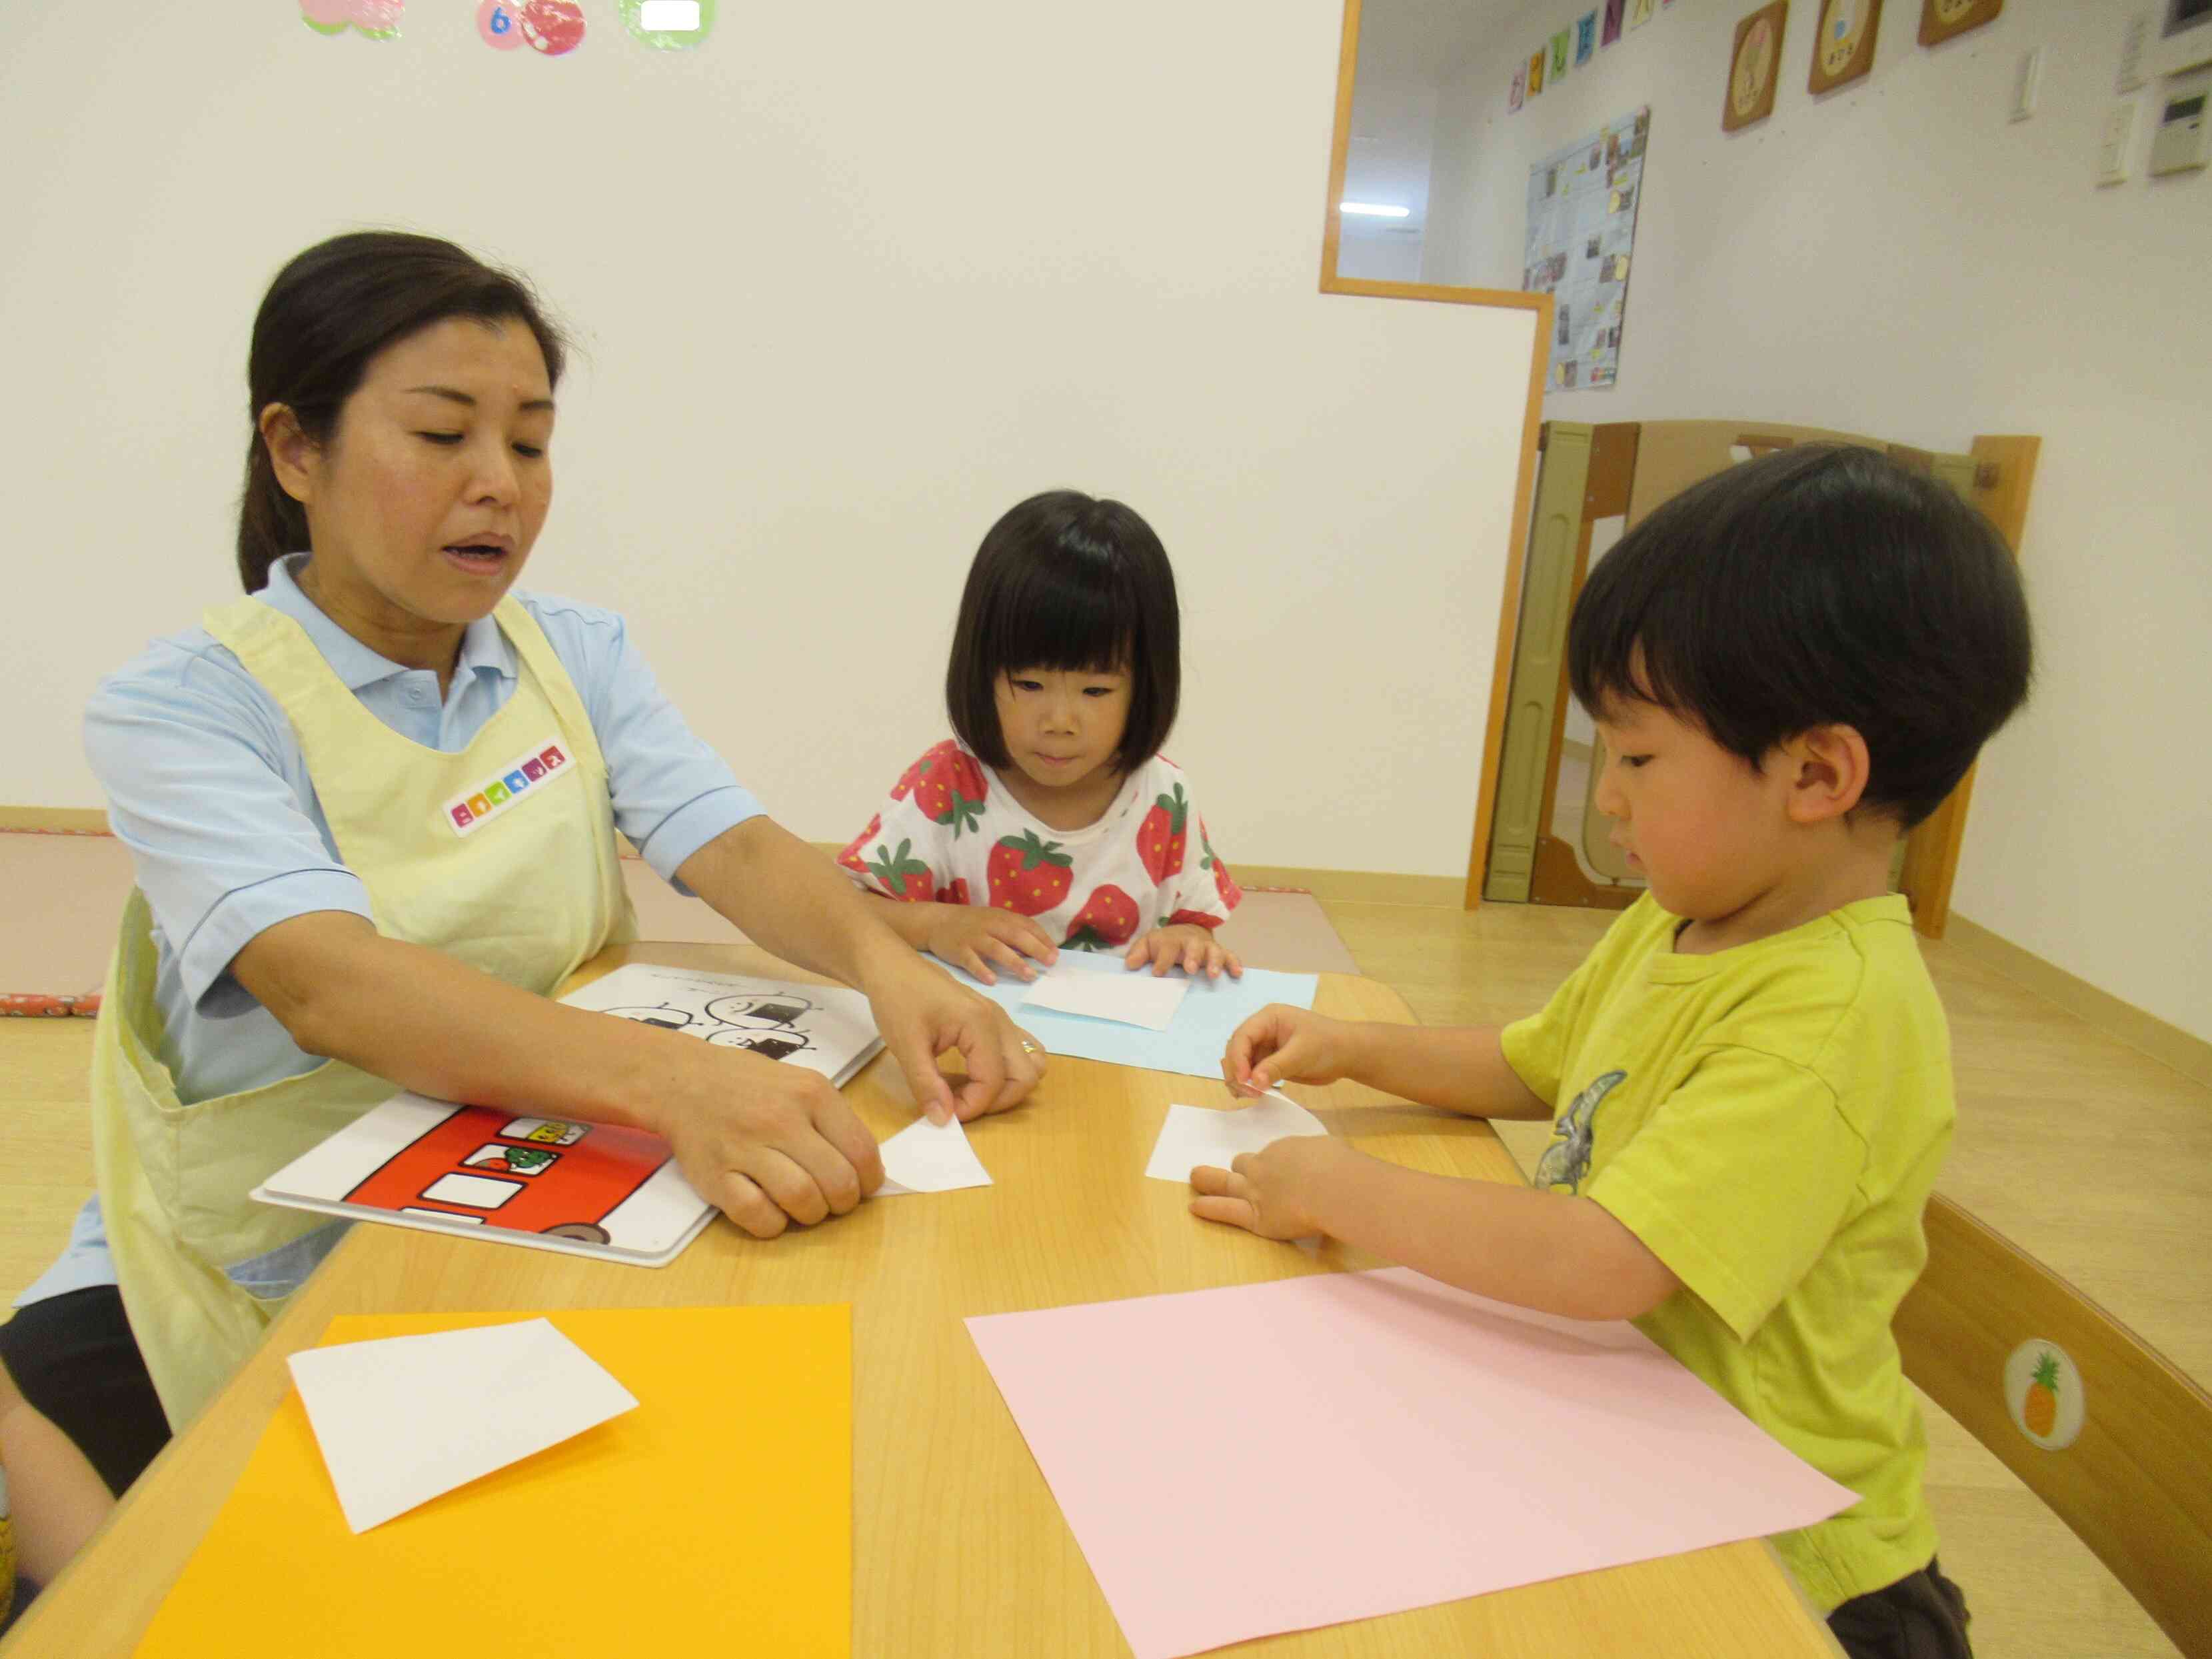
838 741 1240 950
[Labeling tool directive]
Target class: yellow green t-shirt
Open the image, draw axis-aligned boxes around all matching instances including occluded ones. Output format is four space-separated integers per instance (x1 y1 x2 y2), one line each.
1500 892 1950 1612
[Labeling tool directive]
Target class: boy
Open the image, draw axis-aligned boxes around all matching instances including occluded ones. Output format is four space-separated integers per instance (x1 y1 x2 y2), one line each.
1191 445 2031 1659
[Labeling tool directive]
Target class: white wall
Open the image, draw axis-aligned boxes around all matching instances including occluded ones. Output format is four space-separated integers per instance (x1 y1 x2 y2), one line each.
1427 0 2212 1043
0 3 1538 886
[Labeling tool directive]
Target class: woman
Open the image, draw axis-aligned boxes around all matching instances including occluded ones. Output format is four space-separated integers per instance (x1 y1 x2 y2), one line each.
0 232 1042 1485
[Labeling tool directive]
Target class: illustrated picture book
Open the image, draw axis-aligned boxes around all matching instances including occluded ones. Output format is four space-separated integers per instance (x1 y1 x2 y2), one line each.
251 963 883 1267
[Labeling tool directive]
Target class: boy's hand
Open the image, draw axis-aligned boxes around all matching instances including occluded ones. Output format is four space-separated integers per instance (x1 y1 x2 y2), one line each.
1222 1004 1360 1097
1188 1136 1348 1239
924 904 1059 986
1125 922 1242 980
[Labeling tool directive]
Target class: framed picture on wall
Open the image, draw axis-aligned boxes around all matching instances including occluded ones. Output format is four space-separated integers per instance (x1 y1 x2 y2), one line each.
1725 3 1788 131
1809 0 1882 92
1918 0 1999 45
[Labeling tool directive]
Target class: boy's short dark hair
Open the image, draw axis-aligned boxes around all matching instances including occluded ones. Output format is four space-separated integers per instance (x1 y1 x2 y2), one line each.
946 490 1181 772
1568 444 2032 829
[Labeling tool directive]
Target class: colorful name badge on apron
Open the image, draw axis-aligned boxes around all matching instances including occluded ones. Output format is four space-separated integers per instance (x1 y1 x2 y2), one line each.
444 738 574 836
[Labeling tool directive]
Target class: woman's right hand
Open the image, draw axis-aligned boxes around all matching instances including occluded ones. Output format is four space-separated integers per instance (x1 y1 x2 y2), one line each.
1222 1004 1365 1098
923 904 1060 986
655 1039 886 1239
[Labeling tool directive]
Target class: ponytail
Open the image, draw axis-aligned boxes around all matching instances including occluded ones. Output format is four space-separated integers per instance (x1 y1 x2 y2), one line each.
236 429 313 594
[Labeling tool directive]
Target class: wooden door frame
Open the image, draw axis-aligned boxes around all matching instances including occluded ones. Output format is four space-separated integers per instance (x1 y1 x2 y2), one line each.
1470 424 2039 938
1320 0 1553 924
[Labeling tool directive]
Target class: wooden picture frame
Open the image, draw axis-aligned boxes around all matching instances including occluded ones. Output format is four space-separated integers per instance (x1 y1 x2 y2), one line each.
1809 0 1882 92
1919 0 2001 46
1724 3 1788 131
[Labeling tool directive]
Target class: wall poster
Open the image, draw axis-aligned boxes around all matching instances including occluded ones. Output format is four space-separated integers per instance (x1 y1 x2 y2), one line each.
1522 107 1650 390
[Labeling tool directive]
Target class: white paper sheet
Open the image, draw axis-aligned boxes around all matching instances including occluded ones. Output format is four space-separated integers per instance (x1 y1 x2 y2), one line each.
1020 968 1190 1030
1144 1093 1330 1184
876 1114 994 1195
287 1318 638 1534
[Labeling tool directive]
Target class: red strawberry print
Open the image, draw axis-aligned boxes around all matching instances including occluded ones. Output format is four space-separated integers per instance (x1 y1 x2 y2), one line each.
865 836 934 902
910 742 988 838
986 829 1074 915
1064 884 1141 949
837 814 881 878
1164 908 1220 931
1137 783 1190 884
1199 819 1240 910
935 878 970 905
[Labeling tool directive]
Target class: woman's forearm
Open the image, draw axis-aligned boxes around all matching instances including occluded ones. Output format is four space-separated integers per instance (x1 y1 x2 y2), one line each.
677 818 918 990
232 912 728 1140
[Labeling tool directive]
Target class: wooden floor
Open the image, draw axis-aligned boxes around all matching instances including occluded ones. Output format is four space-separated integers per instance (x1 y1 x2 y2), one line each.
3 898 2203 1658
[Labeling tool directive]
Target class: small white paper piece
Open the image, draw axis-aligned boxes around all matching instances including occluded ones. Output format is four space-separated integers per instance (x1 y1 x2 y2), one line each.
1020 968 1190 1031
878 1114 994 1195
1145 1093 1330 1184
288 1318 638 1534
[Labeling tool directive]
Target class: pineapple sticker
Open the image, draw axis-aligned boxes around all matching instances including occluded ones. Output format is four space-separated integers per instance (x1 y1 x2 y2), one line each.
2003 1339 2083 1450
2023 1350 2060 1438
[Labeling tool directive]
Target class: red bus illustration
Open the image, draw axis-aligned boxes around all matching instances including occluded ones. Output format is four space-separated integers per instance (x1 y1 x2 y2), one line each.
344 1108 671 1244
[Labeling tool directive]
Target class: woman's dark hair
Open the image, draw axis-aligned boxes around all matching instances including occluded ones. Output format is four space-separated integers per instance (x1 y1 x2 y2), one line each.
946 490 1181 773
237 231 570 593
1567 444 2033 829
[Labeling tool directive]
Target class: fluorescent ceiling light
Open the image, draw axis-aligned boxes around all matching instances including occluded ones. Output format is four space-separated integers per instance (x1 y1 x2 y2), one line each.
1340 201 1411 217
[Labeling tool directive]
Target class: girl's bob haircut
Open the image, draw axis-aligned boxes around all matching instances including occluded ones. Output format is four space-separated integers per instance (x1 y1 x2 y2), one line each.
946 490 1180 773
1567 443 2032 830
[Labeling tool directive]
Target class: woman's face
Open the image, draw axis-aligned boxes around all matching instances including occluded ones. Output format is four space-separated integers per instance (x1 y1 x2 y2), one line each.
272 316 554 654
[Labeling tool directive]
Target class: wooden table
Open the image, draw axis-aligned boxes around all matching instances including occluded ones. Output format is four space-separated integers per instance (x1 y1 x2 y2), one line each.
8 943 1840 1656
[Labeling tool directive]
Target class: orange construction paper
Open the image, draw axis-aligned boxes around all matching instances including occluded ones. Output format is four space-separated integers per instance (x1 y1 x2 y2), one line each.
136 1306 850 1657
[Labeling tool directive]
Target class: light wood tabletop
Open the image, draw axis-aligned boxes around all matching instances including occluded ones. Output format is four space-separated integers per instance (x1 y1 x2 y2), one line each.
6 942 1841 1657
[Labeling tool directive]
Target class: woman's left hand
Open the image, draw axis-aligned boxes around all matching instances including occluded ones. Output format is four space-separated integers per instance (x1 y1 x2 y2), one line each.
862 946 1045 1123
1125 922 1242 980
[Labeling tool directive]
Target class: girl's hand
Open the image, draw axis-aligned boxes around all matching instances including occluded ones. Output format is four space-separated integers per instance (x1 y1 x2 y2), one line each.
1221 1004 1360 1097
1125 923 1242 980
924 904 1060 986
1188 1136 1347 1240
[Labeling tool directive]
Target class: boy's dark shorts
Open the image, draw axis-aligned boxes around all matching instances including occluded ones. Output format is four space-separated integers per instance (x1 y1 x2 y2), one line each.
1827 1556 1972 1659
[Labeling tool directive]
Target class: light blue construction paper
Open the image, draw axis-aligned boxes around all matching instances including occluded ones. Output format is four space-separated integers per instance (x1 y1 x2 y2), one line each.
949 950 1318 1080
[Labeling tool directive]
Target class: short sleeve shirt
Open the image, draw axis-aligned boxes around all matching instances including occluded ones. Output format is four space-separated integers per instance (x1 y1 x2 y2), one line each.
1502 892 1953 1611
836 741 1240 948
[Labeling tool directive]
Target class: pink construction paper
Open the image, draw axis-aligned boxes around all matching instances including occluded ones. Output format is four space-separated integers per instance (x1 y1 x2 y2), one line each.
967 1267 1854 1659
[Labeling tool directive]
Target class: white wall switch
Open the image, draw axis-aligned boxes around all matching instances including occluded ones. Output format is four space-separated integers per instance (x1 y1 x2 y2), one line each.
2013 46 2044 122
2148 69 2211 175
2119 13 2149 93
2099 100 2139 183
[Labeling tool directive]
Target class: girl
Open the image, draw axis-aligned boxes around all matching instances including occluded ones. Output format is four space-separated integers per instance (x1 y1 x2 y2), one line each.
0 231 1039 1488
840 491 1242 984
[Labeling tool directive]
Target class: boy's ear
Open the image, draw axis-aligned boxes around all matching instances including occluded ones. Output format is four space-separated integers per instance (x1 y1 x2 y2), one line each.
1779 724 1871 825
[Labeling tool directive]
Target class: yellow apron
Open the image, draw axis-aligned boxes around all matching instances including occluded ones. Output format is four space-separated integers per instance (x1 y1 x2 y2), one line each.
91 595 636 1431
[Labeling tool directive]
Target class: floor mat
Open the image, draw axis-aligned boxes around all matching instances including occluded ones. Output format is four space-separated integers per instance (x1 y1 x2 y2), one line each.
0 834 1361 1008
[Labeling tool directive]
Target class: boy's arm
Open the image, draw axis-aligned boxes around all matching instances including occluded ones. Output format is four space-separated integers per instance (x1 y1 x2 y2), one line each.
1343 1022 1554 1120
1190 1139 1681 1322
0 1368 114 1586
1230 1011 1553 1121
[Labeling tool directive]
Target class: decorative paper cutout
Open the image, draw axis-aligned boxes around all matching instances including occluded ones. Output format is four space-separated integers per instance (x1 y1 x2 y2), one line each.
476 0 525 51
620 0 716 49
519 0 586 56
300 0 403 39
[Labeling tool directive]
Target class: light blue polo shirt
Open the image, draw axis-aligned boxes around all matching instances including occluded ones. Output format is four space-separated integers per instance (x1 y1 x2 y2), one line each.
17 553 762 1306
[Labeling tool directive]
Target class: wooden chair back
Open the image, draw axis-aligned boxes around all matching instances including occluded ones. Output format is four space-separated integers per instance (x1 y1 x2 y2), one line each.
1894 1194 2212 1656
